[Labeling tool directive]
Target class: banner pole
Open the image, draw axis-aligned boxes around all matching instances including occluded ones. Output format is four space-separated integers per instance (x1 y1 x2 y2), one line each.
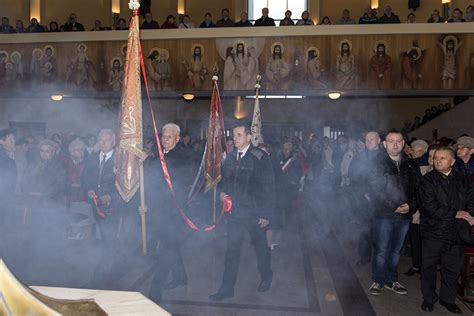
139 162 147 255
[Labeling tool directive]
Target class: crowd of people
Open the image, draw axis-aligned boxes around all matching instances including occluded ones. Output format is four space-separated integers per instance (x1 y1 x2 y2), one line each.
401 97 470 134
0 121 473 312
1 4 473 34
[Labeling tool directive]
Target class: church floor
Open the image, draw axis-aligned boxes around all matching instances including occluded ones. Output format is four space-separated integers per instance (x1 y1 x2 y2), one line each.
4 203 474 316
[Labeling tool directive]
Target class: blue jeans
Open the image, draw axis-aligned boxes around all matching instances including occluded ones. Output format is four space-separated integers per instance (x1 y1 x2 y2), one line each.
372 218 410 286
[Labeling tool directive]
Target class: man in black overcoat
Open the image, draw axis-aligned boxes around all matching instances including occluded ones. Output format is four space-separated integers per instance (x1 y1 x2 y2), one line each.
147 123 191 301
209 124 276 301
419 146 474 313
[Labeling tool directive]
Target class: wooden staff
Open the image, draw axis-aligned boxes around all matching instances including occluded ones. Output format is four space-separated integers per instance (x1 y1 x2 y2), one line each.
212 187 217 223
139 162 147 255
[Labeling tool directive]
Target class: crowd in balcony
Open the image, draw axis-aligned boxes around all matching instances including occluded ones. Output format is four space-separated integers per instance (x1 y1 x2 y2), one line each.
1 4 473 34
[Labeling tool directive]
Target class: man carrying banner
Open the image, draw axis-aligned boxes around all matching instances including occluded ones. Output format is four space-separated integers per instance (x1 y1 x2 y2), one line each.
209 123 276 301
147 123 191 301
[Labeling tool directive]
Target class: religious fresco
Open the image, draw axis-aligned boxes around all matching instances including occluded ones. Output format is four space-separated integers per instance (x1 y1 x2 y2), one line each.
400 41 425 90
182 44 208 90
65 43 97 90
0 33 473 93
368 40 393 90
334 39 355 90
108 57 124 91
146 47 171 91
265 42 291 90
438 35 463 89
305 47 326 89
216 38 263 91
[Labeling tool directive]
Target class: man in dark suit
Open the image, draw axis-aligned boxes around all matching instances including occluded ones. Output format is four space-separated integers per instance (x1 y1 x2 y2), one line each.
82 129 123 287
148 123 190 301
209 124 276 301
419 147 474 313
254 8 276 27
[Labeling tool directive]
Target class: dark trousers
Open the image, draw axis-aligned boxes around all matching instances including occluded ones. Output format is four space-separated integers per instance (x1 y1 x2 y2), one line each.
92 215 122 288
409 223 422 269
220 217 272 292
421 239 464 305
149 226 188 296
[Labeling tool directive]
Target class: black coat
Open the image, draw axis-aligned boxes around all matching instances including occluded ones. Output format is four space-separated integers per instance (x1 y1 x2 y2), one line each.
145 145 190 236
254 17 276 26
420 169 474 244
82 151 122 215
83 151 117 198
220 146 275 221
369 151 421 219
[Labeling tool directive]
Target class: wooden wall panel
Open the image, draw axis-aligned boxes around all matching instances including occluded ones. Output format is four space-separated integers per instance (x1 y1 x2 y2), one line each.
0 33 473 94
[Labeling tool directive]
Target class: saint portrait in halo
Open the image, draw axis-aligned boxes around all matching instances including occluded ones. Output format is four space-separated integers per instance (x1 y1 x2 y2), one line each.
217 38 264 91
400 42 425 89
182 44 207 90
265 42 291 90
108 57 124 91
305 47 326 88
147 47 171 91
66 43 97 90
368 40 392 89
335 39 354 89
41 45 57 83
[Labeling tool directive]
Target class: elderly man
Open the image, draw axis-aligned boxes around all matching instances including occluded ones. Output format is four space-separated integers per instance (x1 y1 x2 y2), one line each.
420 147 474 313
455 136 474 181
64 138 94 240
148 123 190 301
349 131 381 266
209 124 275 301
83 129 123 287
368 130 421 295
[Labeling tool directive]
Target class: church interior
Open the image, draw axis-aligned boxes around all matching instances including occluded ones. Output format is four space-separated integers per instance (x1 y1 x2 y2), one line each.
0 0 473 315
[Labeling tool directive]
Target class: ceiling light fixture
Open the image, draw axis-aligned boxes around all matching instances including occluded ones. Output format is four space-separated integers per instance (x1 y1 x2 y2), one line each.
328 92 341 100
51 95 63 101
182 93 195 101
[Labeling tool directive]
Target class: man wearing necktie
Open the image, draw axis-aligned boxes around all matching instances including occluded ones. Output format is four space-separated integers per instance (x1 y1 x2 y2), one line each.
82 129 123 287
209 124 276 301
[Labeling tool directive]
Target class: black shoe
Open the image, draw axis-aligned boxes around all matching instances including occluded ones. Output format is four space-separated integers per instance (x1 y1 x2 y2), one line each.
258 275 272 292
164 279 188 290
439 300 462 314
209 289 234 301
421 300 433 312
404 267 421 276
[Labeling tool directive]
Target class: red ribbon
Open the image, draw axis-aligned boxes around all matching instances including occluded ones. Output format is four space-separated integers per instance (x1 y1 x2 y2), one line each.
91 193 107 219
204 195 233 232
134 10 199 231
